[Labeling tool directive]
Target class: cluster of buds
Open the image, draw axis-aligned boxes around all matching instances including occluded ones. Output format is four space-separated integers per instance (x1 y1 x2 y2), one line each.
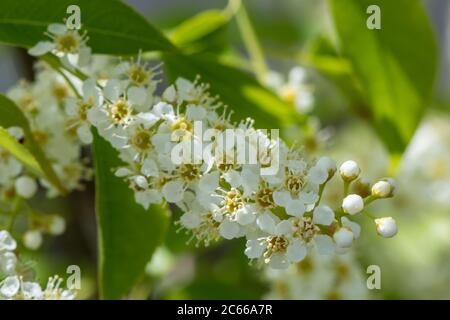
0 230 75 300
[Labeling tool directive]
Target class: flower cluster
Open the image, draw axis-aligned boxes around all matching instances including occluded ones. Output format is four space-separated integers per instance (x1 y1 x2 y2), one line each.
0 230 75 300
264 249 369 299
1 63 94 249
14 23 399 269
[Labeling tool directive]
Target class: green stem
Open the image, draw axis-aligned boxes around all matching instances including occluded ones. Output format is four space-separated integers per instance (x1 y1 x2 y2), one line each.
362 211 376 220
364 195 376 206
231 0 268 82
343 180 350 197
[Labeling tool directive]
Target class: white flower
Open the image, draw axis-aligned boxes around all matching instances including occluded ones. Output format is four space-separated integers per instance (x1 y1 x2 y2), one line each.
375 217 397 238
28 23 90 67
342 194 364 215
339 160 360 181
15 176 38 199
313 205 335 226
0 230 17 251
372 180 394 198
333 228 354 248
23 230 43 250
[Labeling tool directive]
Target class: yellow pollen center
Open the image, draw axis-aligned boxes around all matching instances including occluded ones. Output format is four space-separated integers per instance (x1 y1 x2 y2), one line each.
56 33 80 53
108 99 132 124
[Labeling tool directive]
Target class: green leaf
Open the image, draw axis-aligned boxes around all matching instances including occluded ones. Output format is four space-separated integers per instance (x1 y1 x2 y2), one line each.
0 128 41 176
163 53 302 129
0 94 66 194
169 9 230 51
0 0 174 54
328 0 437 153
92 130 169 299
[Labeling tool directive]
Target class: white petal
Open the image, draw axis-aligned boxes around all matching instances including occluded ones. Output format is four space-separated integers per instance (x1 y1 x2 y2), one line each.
342 216 361 238
28 41 55 56
162 85 176 102
286 239 307 262
136 112 159 128
0 230 17 251
77 124 93 144
141 158 159 177
186 105 207 120
314 234 335 255
275 220 292 235
299 191 318 205
104 79 122 101
268 252 289 269
273 191 291 207
115 167 132 177
235 205 256 225
133 175 148 189
0 276 20 298
198 171 219 192
22 282 43 299
77 46 91 67
152 102 174 117
308 165 328 185
15 176 37 199
288 66 306 85
82 78 98 101
48 23 67 35
286 199 305 217
219 220 240 239
333 228 354 248
0 252 17 274
180 211 201 229
256 212 276 234
64 97 78 116
135 189 162 209
128 86 147 106
223 170 242 188
313 205 335 226
162 180 185 203
244 239 265 259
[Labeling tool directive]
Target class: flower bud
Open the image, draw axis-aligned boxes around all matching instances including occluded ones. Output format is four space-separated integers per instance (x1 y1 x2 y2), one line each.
317 156 337 181
333 228 354 248
47 215 66 235
15 176 38 199
339 160 360 182
23 230 43 250
342 194 364 215
372 179 395 198
375 217 397 238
